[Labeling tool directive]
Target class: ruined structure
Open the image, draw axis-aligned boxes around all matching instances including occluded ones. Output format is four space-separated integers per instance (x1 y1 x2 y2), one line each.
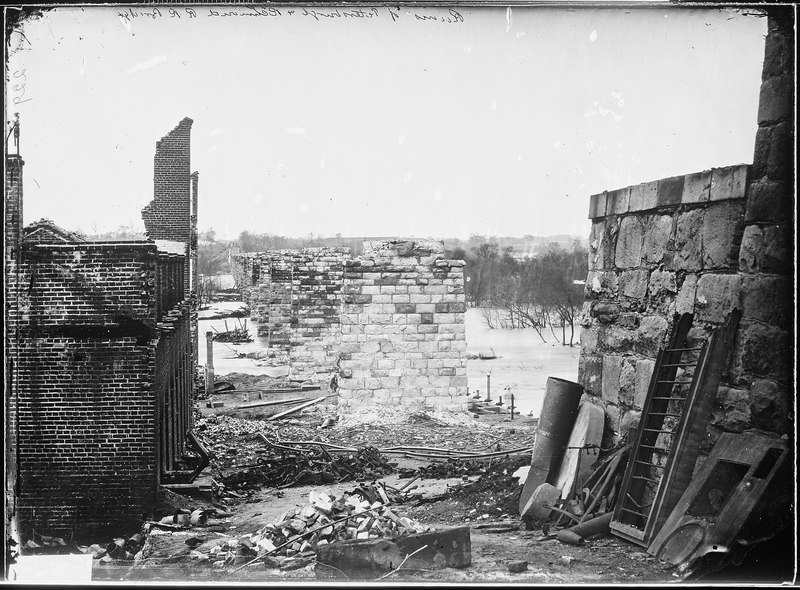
578 11 793 455
337 240 468 414
230 240 469 413
4 118 199 541
230 248 350 381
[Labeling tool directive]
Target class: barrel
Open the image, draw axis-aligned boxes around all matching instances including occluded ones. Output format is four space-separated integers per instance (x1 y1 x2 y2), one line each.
518 377 584 516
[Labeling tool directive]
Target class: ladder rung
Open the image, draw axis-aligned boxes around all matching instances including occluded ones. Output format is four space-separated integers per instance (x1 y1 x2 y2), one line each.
637 444 669 451
635 460 665 469
642 428 673 435
660 363 697 367
631 475 661 484
656 380 693 385
650 396 686 401
619 506 649 518
664 347 703 352
648 412 683 417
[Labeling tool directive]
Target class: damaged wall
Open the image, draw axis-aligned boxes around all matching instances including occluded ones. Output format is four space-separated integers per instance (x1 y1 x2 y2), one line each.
5 118 200 541
230 248 350 381
337 240 468 414
578 11 794 455
8 242 161 539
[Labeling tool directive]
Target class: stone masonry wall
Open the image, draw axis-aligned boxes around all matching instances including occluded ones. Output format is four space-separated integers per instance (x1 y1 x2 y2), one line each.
578 10 794 455
229 248 349 381
337 240 468 415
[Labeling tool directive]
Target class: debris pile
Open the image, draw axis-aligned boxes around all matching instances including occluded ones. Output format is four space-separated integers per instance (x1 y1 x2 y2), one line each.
195 490 430 569
211 319 252 343
218 445 394 491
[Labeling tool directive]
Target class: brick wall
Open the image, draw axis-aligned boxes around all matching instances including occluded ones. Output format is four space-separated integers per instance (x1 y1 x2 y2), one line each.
578 11 794 453
337 240 468 415
7 242 195 540
9 243 160 540
141 117 194 294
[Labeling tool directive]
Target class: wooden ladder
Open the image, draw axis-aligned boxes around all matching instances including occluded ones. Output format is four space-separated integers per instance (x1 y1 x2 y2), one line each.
610 311 741 547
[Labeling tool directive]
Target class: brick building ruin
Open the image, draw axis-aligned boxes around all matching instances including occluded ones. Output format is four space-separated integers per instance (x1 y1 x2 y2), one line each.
577 11 793 458
230 240 469 414
4 118 200 541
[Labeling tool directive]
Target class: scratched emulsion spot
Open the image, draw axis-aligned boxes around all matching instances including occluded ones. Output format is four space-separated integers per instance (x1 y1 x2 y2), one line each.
434 187 442 201
505 7 512 33
126 55 166 74
208 145 217 153
319 157 326 169
299 203 310 214
589 30 597 42
611 90 624 108
491 100 497 111
463 46 472 53
285 127 306 135
403 172 413 183
253 194 264 204
398 134 407 145
80 57 85 76
516 32 526 39
209 128 224 137
276 163 284 171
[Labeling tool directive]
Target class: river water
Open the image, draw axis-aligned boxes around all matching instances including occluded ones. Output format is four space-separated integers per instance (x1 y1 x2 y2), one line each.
198 303 580 418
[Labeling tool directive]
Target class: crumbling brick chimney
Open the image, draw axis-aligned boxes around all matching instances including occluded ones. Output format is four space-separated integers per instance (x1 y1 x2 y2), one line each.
141 117 195 293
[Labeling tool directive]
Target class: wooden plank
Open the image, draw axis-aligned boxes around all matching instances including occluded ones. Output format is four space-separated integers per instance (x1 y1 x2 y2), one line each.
265 394 335 421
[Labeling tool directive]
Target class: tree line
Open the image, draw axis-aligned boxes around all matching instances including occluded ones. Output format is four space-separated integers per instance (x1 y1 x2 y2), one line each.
195 230 588 346
448 241 588 347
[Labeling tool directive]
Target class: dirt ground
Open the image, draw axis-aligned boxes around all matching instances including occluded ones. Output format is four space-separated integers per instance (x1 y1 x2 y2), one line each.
87 375 680 584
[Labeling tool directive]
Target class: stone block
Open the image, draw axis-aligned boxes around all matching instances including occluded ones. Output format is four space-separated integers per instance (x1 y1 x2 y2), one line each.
592 301 620 324
694 273 742 325
749 379 791 433
648 269 677 297
710 386 751 432
629 180 658 212
738 223 791 275
757 75 792 125
601 354 622 405
633 316 668 357
618 357 637 406
657 175 684 207
702 201 745 270
619 269 649 299
588 192 607 219
580 326 599 354
607 187 630 216
614 216 644 269
578 354 602 395
736 322 791 380
741 274 791 326
745 180 791 224
710 164 748 202
673 208 703 271
642 214 673 264
601 324 636 353
675 274 698 315
633 359 655 408
682 170 711 204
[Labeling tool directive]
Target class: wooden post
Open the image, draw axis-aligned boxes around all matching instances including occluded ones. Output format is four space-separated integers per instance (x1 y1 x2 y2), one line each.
485 373 491 402
510 394 515 420
205 331 214 396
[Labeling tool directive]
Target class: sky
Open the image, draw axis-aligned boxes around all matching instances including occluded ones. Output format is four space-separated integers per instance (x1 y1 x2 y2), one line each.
6 4 767 242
